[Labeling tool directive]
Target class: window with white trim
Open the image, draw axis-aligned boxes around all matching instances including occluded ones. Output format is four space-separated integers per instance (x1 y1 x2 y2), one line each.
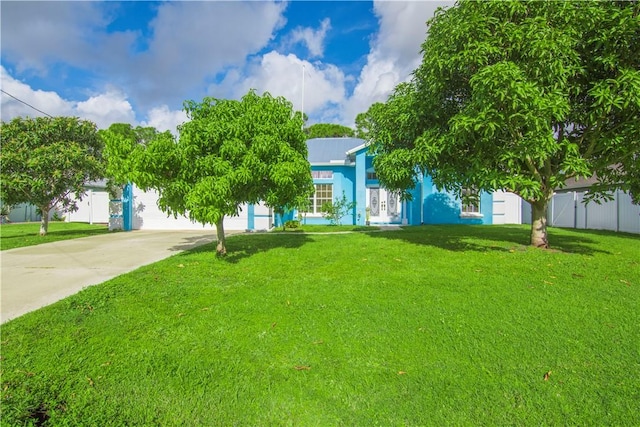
306 184 333 214
461 188 480 214
311 170 333 179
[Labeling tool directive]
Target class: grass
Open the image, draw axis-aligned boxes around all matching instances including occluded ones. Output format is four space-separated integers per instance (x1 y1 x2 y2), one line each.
1 225 639 425
0 222 110 251
280 224 376 233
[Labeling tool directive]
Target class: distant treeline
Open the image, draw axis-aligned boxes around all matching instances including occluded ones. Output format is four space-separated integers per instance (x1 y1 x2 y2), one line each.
305 123 354 139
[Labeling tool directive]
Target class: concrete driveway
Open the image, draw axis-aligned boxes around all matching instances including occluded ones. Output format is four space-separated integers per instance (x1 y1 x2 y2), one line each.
1 230 227 323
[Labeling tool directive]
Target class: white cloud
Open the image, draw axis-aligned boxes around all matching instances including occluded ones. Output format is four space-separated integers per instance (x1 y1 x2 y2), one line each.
1 66 136 129
0 2 110 75
1 66 75 119
209 51 346 122
343 1 452 125
285 18 332 58
141 105 188 136
76 90 136 129
1 1 289 115
126 1 288 110
1 1 456 129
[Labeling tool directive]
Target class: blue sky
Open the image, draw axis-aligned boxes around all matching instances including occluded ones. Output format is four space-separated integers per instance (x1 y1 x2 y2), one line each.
1 1 452 132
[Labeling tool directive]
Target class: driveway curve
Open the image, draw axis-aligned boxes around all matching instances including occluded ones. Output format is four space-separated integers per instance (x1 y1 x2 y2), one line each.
1 230 229 323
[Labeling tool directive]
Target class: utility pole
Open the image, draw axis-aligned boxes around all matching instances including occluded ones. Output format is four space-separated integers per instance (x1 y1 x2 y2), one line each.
301 63 305 131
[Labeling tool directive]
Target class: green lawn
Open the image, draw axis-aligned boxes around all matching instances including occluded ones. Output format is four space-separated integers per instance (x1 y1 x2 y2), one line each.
281 224 376 233
1 225 639 425
0 222 110 251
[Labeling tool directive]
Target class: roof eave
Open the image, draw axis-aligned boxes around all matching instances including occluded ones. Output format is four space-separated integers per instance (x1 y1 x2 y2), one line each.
345 142 370 155
310 161 355 167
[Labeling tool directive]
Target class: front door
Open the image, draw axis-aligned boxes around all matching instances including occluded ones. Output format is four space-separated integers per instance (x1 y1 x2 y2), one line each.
368 188 400 223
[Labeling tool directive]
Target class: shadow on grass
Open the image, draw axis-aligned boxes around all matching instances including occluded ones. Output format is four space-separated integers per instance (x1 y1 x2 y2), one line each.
548 227 639 254
364 225 617 255
168 234 219 252
176 232 313 264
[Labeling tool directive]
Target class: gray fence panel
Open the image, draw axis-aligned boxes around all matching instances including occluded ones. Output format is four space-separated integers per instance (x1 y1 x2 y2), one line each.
576 193 587 229
551 193 575 228
585 195 617 231
7 203 43 222
549 190 639 234
618 191 640 234
521 199 532 224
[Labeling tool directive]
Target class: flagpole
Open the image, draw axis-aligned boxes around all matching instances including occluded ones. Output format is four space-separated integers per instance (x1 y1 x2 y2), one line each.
301 63 305 131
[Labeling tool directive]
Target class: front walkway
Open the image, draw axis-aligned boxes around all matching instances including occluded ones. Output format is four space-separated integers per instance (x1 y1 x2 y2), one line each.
0 230 228 323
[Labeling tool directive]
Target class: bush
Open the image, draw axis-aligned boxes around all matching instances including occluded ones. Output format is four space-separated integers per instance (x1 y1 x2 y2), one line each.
52 212 66 222
321 191 356 225
284 220 300 229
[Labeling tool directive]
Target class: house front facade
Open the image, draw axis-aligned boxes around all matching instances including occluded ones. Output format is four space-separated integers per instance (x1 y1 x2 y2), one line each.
297 137 501 227
110 137 523 231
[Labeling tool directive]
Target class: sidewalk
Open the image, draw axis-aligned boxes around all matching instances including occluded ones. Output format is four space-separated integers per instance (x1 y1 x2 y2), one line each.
0 230 225 323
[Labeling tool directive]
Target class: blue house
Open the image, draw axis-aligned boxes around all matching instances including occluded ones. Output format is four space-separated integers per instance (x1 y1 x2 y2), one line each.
295 137 493 226
113 137 496 232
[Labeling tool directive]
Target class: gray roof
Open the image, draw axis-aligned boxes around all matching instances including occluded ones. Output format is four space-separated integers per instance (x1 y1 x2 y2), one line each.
561 175 600 191
85 179 109 188
306 137 365 164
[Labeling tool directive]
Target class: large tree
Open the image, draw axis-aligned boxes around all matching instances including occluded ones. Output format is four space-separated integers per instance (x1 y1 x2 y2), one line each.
103 90 314 255
0 116 103 235
361 0 640 248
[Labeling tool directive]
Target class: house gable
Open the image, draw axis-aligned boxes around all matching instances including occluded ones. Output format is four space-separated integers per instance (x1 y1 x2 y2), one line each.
307 137 364 165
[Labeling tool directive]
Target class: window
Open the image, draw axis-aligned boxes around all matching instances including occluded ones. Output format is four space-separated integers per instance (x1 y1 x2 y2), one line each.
366 172 378 180
306 184 333 214
461 188 480 214
312 170 333 179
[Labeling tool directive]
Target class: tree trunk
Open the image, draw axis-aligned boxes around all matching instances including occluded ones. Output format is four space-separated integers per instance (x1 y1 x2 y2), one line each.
530 200 549 248
215 217 227 256
39 207 50 236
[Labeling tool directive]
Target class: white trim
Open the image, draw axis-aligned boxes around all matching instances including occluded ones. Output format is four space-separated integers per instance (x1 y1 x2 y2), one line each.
346 142 370 155
459 212 484 219
310 162 355 167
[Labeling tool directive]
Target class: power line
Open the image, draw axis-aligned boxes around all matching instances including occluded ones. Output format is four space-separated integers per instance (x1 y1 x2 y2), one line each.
0 89 54 118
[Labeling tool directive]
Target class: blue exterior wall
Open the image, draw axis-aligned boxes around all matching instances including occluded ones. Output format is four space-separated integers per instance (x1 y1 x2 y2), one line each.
421 176 493 225
407 182 423 225
480 192 493 224
247 204 255 229
355 150 367 226
300 164 357 225
122 183 134 231
274 210 296 228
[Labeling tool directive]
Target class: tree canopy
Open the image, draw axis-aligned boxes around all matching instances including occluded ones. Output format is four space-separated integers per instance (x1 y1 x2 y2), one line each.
0 116 103 235
103 90 313 255
360 0 640 248
100 124 166 188
305 123 355 139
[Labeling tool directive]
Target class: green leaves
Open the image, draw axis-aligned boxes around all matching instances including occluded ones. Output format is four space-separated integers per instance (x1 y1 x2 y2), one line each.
104 90 313 254
0 116 104 234
361 0 640 246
